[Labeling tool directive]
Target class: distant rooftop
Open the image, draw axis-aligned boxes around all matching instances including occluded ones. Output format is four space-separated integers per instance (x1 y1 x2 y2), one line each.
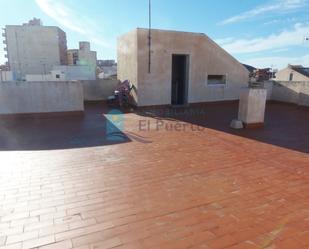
242 64 256 73
289 64 309 77
5 18 63 30
22 18 42 26
136 27 206 36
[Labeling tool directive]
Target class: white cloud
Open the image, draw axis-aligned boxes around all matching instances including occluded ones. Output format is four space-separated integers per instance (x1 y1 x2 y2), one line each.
219 0 308 25
263 17 297 25
35 0 86 34
242 53 309 69
272 48 290 52
35 0 111 49
216 23 309 54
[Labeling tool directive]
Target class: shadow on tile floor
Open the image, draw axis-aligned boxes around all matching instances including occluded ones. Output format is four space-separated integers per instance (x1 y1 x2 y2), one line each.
136 102 309 154
0 102 131 151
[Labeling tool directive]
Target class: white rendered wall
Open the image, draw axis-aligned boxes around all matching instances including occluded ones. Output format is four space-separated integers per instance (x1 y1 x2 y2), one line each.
118 28 249 107
0 81 84 114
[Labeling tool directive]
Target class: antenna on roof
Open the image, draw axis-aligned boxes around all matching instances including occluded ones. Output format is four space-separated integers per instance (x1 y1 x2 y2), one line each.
148 0 152 74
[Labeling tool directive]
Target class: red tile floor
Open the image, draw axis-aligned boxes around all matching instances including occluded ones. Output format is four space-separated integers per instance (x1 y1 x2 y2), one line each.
0 102 309 249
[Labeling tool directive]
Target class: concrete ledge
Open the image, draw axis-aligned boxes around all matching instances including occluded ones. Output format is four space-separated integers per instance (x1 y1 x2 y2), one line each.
189 100 239 107
136 100 239 109
84 100 108 104
243 122 264 129
0 111 84 119
298 105 309 110
268 100 309 110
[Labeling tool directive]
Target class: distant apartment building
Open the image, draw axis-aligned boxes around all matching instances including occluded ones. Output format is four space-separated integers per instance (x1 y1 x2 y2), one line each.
67 42 97 68
67 50 79 65
275 65 309 81
25 65 96 81
0 70 13 82
66 41 97 80
2 18 67 80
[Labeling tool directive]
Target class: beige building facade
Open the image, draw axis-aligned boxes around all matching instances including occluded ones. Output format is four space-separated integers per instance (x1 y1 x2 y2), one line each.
67 41 97 80
275 65 309 82
67 42 97 68
118 28 249 107
3 19 67 80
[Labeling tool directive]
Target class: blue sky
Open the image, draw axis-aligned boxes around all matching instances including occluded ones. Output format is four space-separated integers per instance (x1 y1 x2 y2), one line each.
1 0 309 69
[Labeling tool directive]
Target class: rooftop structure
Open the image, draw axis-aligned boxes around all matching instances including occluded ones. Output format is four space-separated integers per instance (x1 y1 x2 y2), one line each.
118 28 249 107
289 65 309 78
276 64 309 81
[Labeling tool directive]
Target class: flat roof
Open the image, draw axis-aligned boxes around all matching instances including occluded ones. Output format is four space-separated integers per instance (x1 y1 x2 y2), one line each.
1 102 308 248
136 27 207 36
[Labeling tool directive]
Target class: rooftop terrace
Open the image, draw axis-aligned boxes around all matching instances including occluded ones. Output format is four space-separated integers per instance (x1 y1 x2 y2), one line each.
0 102 309 249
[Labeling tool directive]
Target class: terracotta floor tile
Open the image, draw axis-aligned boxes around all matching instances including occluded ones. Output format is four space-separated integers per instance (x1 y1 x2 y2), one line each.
0 102 309 249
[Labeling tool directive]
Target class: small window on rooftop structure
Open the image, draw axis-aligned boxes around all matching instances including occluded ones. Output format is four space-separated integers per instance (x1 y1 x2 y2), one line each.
207 75 226 86
289 73 293 81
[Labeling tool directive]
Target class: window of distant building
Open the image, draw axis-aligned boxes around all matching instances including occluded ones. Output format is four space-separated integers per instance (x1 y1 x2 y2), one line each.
73 52 78 65
207 74 227 86
56 74 60 79
289 73 293 81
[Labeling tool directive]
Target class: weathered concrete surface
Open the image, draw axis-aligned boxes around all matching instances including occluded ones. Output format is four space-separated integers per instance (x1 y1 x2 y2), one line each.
299 92 309 107
117 29 138 103
0 81 84 115
272 81 309 107
82 79 119 101
238 88 267 125
0 71 14 82
264 81 273 100
118 28 249 107
4 25 67 80
53 65 96 81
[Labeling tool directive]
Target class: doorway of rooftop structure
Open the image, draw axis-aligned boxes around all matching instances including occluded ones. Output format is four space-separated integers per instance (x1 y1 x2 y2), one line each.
171 54 189 106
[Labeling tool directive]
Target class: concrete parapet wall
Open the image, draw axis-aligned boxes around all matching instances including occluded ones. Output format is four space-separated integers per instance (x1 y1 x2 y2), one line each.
82 79 119 101
264 81 273 100
0 81 84 115
272 81 309 107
